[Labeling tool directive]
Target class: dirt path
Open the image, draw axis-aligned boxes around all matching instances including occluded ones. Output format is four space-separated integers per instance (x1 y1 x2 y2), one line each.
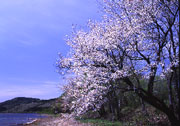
27 113 92 126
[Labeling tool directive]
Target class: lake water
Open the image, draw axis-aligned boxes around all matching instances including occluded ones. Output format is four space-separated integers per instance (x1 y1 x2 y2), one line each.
0 113 47 126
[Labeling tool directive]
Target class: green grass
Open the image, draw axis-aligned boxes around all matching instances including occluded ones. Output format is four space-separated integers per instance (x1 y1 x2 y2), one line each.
78 118 124 126
76 106 170 126
36 108 55 115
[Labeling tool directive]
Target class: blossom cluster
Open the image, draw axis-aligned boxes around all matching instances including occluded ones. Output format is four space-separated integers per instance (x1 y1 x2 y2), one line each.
58 0 179 116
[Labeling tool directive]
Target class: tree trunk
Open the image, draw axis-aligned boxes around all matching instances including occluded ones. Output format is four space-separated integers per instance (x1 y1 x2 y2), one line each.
168 114 180 126
141 98 147 115
99 104 106 117
123 77 180 126
114 92 121 120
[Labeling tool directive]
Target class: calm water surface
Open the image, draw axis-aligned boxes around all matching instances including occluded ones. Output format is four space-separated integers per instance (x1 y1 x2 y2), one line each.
0 113 47 126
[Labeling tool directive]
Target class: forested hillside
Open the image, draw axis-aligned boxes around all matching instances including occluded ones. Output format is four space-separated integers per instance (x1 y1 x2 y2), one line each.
0 97 56 113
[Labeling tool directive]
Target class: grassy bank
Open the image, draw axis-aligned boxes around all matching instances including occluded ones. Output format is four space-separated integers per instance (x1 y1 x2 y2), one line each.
78 119 123 126
77 106 170 126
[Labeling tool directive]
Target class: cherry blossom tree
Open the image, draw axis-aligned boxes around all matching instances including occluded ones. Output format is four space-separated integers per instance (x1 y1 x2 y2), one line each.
58 0 179 125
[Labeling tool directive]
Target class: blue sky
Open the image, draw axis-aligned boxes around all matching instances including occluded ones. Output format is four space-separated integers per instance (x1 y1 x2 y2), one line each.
0 0 101 102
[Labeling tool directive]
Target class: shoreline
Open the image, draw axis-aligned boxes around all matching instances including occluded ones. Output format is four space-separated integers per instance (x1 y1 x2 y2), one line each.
21 114 53 126
24 119 38 125
26 113 91 126
0 113 50 126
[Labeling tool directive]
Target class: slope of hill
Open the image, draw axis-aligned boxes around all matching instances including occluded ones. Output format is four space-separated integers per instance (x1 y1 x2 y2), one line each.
0 97 57 113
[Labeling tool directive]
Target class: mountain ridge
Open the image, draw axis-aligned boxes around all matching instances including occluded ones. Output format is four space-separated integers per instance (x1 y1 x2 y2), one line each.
0 97 57 113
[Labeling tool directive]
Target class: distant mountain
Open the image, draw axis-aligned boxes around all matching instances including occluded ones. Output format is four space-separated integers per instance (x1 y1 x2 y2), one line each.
0 97 57 113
